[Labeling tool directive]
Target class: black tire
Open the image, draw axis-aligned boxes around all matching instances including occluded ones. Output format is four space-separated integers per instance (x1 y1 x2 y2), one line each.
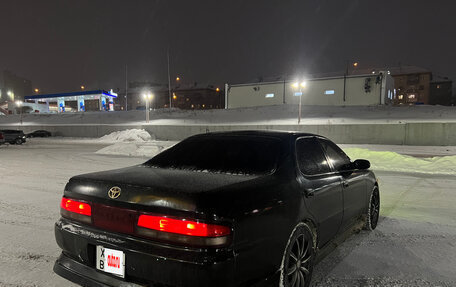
365 186 380 231
280 223 315 287
15 138 23 145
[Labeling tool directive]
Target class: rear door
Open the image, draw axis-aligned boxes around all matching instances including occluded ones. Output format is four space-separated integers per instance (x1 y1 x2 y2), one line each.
295 137 344 247
318 138 367 231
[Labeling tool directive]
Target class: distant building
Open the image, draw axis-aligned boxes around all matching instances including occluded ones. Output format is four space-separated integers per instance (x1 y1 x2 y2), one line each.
117 82 224 111
430 79 453 106
166 87 224 110
0 70 33 104
226 72 395 109
388 66 432 105
116 81 166 111
350 65 441 105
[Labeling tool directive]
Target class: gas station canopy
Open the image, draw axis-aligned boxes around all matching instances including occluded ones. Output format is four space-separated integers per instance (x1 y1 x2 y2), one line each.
24 90 117 112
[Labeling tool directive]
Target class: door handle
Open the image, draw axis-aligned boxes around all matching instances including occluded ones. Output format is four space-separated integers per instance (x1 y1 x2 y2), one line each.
343 181 349 188
304 190 314 197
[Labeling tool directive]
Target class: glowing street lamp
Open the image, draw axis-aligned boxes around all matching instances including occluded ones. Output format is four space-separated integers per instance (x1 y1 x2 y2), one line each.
176 77 180 82
142 92 154 123
7 90 14 100
216 87 220 92
292 81 307 124
34 88 39 93
16 100 23 125
81 85 85 90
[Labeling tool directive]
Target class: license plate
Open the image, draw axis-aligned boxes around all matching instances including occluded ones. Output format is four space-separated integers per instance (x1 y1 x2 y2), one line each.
96 246 125 278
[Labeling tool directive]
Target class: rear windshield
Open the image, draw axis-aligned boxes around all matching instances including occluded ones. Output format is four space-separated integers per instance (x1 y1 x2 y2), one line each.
145 135 281 175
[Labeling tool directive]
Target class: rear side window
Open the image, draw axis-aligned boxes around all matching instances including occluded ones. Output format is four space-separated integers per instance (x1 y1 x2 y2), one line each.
295 137 330 175
318 139 351 171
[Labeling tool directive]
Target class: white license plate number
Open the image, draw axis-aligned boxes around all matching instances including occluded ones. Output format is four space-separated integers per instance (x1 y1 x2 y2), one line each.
96 246 125 278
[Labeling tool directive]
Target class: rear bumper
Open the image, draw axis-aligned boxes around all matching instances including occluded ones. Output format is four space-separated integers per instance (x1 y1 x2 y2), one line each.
54 218 236 287
54 253 146 287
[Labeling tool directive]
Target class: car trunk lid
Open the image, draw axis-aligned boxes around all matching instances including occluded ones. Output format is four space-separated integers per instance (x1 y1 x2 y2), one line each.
64 165 260 213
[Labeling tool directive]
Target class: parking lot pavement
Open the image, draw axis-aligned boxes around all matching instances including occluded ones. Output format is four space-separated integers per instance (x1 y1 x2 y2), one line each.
0 142 455 286
312 171 456 286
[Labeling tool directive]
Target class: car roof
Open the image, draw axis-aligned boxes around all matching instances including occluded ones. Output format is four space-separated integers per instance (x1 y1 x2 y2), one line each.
195 130 324 141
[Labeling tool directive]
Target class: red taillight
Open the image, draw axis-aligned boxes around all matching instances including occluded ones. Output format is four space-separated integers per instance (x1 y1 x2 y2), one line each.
61 197 91 216
0 133 3 140
137 215 231 237
60 197 92 224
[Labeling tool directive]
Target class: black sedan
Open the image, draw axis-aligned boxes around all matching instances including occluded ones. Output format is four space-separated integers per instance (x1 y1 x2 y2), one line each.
54 130 380 287
0 129 26 144
26 129 52 138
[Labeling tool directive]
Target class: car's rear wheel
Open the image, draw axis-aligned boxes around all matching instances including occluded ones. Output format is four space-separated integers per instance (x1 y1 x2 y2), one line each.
15 138 23 145
365 187 380 230
280 223 315 287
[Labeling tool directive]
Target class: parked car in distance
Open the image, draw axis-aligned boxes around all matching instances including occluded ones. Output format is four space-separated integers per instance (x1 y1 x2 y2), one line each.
0 129 26 145
26 130 52 138
53 130 379 287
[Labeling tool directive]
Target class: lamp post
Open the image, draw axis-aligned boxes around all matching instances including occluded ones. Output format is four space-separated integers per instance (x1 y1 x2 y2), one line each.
16 100 23 125
292 81 307 124
216 87 221 108
142 93 153 123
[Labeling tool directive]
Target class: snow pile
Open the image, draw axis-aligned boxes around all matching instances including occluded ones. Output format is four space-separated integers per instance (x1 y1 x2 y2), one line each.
344 148 456 175
95 141 175 157
97 129 154 143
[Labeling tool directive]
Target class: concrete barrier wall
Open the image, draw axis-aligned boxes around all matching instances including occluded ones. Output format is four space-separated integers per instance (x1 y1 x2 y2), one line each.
141 124 408 144
2 123 456 146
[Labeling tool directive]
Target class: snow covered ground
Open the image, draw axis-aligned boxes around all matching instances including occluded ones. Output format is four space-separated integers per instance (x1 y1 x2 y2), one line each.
2 104 456 127
0 139 455 286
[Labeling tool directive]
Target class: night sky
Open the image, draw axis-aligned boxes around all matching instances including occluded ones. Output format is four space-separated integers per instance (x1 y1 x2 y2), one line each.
1 0 455 94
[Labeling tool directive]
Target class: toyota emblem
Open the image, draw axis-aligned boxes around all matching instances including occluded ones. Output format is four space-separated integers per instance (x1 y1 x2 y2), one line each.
108 186 121 199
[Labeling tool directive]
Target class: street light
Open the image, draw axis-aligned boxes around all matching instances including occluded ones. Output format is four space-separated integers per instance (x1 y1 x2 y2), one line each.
216 87 221 107
292 81 307 124
7 90 14 100
176 77 180 82
16 100 23 125
34 88 39 93
81 85 85 90
142 93 153 123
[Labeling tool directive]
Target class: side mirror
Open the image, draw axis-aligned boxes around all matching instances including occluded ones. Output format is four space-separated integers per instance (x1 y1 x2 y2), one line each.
353 159 370 170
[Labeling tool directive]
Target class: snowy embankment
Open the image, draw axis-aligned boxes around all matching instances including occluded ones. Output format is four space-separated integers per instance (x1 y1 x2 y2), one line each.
344 148 456 175
3 105 456 126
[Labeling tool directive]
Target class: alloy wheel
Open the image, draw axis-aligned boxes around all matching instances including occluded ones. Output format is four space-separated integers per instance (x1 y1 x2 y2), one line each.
285 233 312 287
370 191 380 229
